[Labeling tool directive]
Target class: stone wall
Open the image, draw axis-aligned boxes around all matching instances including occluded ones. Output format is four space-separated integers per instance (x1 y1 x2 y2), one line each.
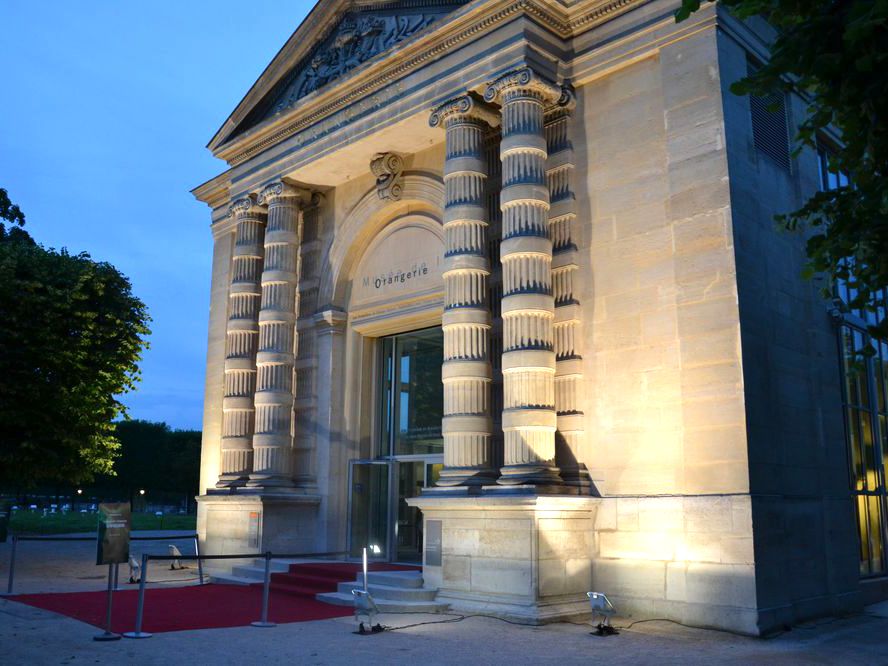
716 20 861 622
577 25 747 498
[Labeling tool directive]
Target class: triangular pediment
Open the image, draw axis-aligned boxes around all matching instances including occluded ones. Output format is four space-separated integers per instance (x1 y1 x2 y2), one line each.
213 0 470 150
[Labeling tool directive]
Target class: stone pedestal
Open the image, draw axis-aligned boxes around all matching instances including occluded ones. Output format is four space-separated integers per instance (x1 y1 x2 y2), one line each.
408 489 597 623
196 491 321 571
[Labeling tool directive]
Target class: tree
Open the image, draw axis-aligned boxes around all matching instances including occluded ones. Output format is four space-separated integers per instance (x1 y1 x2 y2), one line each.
0 191 151 487
677 0 888 340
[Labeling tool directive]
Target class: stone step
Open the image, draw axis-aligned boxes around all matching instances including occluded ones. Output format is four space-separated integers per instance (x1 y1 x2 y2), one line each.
230 565 272 580
338 581 438 601
357 571 424 588
209 573 257 586
315 591 449 614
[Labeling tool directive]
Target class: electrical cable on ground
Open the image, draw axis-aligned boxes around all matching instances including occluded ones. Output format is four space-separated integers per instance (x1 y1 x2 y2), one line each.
376 610 870 638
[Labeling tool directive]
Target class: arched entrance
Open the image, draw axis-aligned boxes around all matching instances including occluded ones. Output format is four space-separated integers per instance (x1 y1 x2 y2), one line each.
339 210 446 563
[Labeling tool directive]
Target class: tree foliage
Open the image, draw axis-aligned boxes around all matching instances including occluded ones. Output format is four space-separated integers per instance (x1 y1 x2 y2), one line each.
0 192 151 487
677 0 888 340
0 188 25 229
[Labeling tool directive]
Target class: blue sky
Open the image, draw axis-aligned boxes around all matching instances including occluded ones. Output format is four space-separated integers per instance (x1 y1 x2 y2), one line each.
0 1 311 429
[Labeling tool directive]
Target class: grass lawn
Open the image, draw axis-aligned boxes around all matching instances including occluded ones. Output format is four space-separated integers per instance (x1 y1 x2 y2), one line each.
9 511 196 535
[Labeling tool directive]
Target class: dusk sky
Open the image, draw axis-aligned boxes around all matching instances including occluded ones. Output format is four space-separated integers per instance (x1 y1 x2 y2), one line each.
0 2 313 429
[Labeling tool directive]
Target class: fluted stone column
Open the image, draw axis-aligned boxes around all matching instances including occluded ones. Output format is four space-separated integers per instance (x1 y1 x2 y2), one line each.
248 182 305 488
217 196 267 488
485 68 563 486
430 95 499 486
546 87 591 489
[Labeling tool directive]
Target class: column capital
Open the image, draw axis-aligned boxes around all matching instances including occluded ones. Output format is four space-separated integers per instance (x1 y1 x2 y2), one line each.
429 93 500 129
546 84 576 118
229 195 266 220
257 181 311 207
484 67 561 105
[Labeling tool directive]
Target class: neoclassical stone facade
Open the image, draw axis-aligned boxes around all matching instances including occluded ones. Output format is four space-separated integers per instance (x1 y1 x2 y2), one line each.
194 0 884 634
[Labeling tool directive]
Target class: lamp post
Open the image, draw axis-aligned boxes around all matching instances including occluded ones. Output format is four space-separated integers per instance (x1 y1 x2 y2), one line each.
138 489 145 513
76 488 82 512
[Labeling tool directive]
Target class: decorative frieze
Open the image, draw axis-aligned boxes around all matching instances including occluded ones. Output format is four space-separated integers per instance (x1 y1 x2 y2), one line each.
248 182 307 488
218 196 267 488
485 67 563 486
430 93 499 486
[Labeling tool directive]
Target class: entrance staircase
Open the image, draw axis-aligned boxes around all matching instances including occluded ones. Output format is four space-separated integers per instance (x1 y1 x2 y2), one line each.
212 560 448 613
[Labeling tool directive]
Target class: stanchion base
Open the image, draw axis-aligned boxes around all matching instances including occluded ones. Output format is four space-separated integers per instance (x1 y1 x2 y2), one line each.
122 631 154 639
251 621 276 628
93 632 122 642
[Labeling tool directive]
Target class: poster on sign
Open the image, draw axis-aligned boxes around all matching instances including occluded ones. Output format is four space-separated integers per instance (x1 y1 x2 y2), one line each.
96 502 131 565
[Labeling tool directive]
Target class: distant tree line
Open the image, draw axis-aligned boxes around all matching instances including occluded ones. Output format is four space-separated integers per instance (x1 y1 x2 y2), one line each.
94 420 202 506
2 420 201 510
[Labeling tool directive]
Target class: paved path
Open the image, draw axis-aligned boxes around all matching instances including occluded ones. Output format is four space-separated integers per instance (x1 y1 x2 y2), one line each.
2 601 888 665
2 536 888 665
0 531 201 594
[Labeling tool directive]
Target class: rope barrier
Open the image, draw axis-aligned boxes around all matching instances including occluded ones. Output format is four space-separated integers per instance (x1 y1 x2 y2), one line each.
4 533 203 594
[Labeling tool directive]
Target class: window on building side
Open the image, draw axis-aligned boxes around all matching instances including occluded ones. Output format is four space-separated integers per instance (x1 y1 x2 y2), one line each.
839 328 888 577
748 57 792 172
823 141 888 577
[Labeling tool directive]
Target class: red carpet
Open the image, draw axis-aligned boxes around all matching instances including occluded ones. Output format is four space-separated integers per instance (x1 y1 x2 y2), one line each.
11 562 419 634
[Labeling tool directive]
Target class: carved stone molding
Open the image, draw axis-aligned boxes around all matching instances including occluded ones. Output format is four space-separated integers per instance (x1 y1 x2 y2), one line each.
429 93 500 129
370 152 405 200
483 66 562 105
217 0 651 166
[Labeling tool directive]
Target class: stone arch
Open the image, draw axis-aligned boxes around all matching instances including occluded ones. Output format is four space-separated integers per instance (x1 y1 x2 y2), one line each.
319 171 444 309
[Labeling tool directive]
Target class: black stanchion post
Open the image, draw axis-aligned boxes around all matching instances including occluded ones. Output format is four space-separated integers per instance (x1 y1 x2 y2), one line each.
251 551 275 628
194 536 204 585
5 535 16 595
93 564 121 641
123 554 152 639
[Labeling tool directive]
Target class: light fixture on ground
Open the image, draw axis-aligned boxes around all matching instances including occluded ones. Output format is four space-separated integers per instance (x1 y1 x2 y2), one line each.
168 545 184 570
353 547 383 634
587 592 618 636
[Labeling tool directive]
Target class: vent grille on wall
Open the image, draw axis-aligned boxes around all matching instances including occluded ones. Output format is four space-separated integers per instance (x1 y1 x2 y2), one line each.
748 58 791 172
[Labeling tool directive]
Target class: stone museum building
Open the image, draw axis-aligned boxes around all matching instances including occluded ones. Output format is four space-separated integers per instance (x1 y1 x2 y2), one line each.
192 0 888 634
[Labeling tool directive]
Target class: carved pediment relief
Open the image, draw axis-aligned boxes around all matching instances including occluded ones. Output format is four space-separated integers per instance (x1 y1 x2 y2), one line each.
233 1 468 139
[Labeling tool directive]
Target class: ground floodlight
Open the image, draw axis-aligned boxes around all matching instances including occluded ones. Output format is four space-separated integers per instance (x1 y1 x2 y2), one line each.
353 589 383 635
587 592 618 637
128 555 141 584
168 544 184 570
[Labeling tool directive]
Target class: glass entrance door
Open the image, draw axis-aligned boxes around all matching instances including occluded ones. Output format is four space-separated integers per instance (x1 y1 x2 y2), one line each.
348 327 444 563
348 461 390 560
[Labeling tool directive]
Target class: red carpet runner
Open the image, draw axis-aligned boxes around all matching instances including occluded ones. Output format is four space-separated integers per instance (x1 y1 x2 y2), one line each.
12 562 419 634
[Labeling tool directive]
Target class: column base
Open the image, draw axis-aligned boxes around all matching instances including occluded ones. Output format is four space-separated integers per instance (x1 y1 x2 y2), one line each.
559 465 596 491
497 463 563 486
408 489 598 624
436 467 498 487
215 474 249 489
245 474 296 489
197 490 322 573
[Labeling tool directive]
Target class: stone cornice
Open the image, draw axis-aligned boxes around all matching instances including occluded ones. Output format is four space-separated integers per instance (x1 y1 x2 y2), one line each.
213 0 649 167
192 171 232 209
